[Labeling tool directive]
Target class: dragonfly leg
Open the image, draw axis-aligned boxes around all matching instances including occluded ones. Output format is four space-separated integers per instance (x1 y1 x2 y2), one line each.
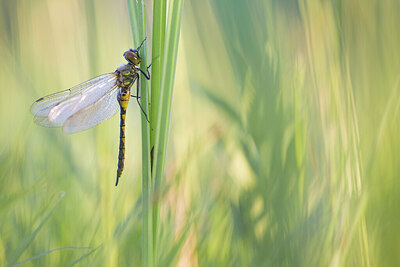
138 64 152 80
135 76 150 123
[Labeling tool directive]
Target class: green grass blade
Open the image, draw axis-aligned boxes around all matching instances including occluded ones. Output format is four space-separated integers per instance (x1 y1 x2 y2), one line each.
68 245 102 267
152 0 185 182
150 0 167 149
150 0 167 256
127 0 153 266
151 0 184 260
14 246 92 266
126 0 139 42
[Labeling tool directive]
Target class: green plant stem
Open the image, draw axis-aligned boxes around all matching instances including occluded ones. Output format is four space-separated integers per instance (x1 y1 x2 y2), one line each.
151 0 184 261
128 0 184 265
126 0 139 42
150 0 167 258
127 0 153 266
150 0 166 148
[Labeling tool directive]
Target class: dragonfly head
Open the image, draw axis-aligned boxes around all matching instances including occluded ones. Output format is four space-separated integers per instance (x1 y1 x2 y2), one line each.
124 38 146 66
124 49 142 65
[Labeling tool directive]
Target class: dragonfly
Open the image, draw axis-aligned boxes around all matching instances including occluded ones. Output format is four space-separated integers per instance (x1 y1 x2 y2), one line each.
31 39 151 186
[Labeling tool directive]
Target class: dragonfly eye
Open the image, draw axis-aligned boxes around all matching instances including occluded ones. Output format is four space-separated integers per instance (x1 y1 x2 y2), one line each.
124 49 141 65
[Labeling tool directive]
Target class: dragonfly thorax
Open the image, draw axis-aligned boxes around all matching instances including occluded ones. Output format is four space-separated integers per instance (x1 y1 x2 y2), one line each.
116 64 138 88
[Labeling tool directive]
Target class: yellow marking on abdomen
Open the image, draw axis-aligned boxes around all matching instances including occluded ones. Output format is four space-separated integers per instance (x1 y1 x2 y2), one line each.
116 89 131 186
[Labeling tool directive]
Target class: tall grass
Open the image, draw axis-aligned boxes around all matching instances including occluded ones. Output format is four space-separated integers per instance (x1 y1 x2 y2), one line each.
180 0 400 265
126 0 153 265
151 0 184 263
149 0 166 256
127 0 184 265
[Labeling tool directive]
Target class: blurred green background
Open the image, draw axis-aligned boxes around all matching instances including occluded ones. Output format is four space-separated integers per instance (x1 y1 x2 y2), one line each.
1 0 400 266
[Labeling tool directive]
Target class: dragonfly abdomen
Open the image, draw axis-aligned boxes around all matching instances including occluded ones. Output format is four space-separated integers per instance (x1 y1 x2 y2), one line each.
116 88 131 186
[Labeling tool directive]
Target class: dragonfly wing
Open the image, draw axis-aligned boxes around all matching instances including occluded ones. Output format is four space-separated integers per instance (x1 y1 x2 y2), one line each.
48 75 117 126
31 73 114 119
33 116 63 128
62 87 120 134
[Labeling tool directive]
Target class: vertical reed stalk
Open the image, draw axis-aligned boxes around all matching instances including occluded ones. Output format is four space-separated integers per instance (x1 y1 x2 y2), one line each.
150 0 166 257
151 0 184 262
127 0 184 265
127 0 152 266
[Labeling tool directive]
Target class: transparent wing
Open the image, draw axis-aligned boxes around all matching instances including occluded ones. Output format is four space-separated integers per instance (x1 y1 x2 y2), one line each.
47 75 118 126
33 116 63 128
31 74 114 118
62 87 121 134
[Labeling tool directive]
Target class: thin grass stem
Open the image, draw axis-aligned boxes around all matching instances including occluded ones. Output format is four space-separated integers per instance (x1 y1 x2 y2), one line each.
150 0 167 257
127 0 153 266
151 0 184 262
